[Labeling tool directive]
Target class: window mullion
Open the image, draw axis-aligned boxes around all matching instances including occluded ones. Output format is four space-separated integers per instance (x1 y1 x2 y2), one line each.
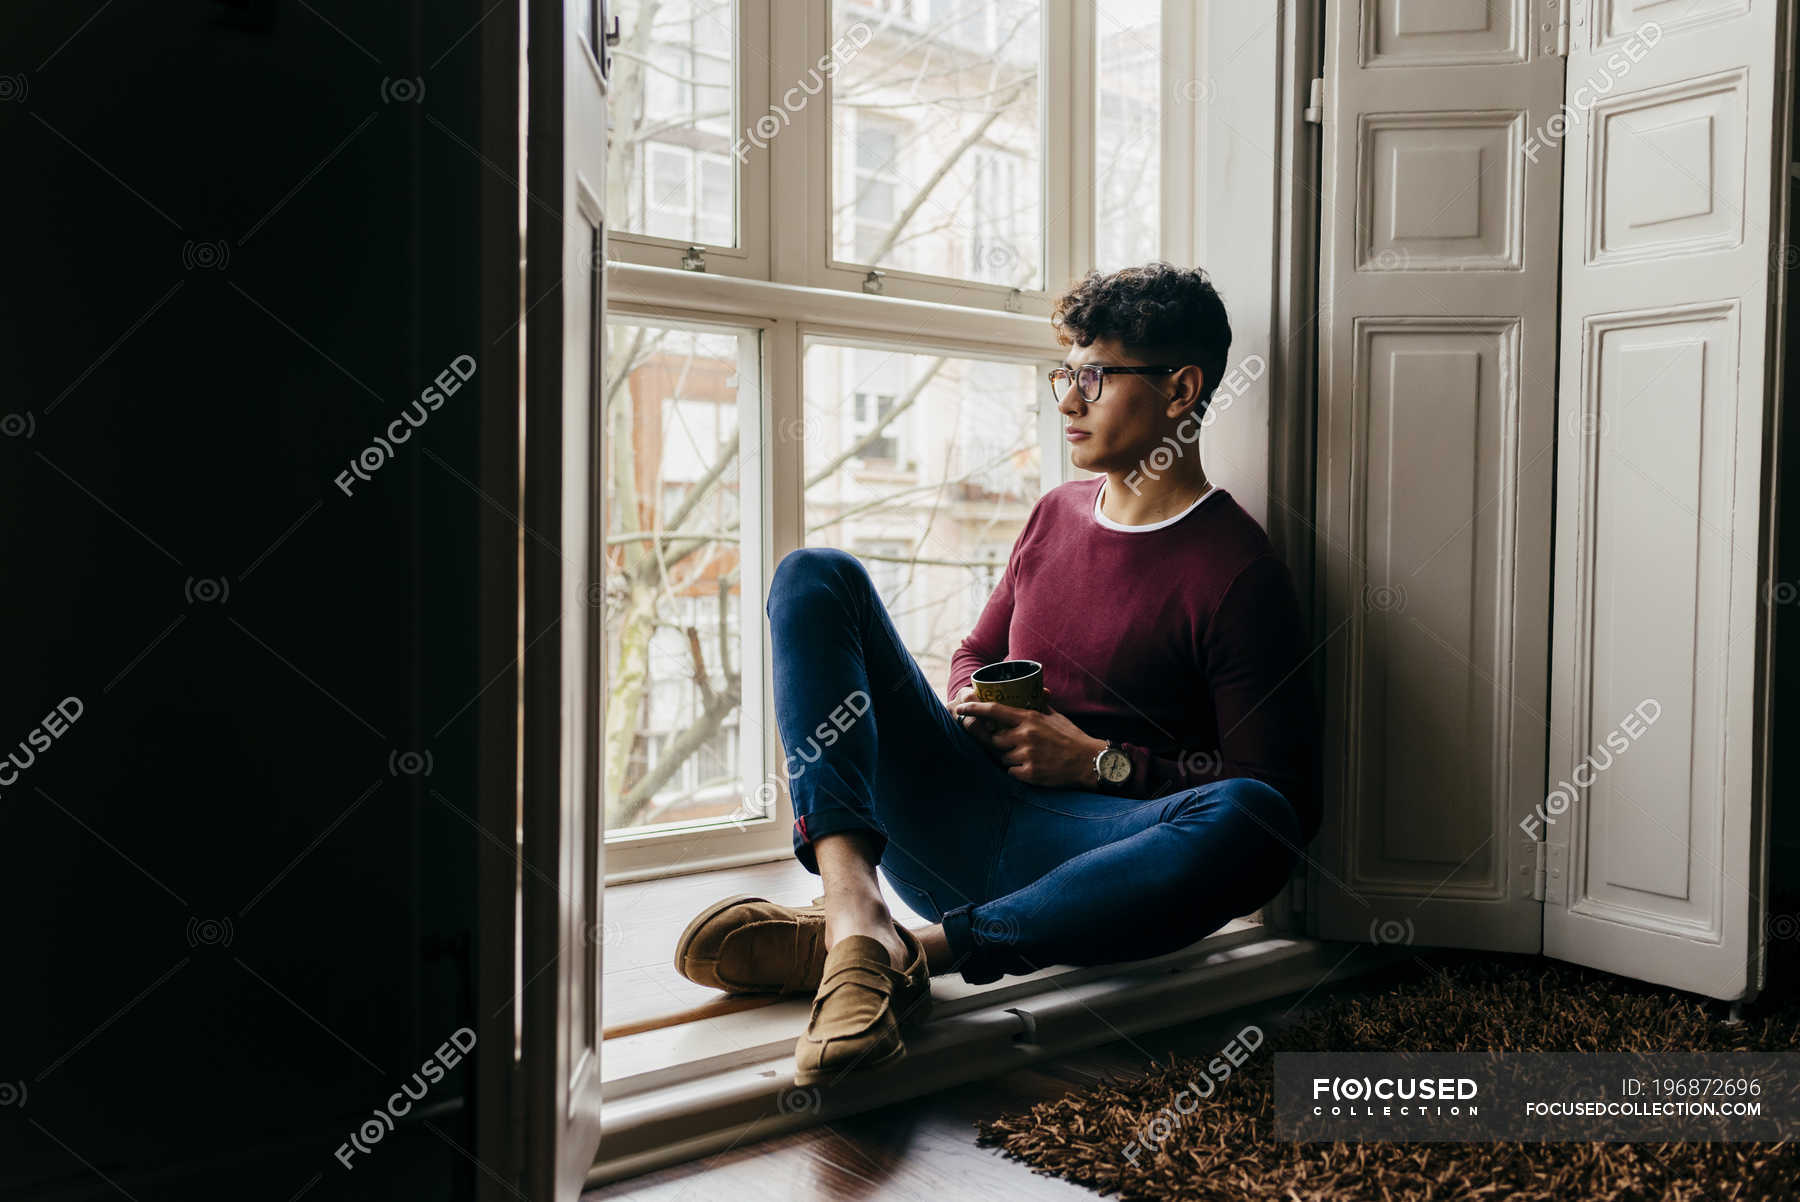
736 324 772 832
764 314 805 583
1047 0 1089 296
1043 0 1085 495
767 0 830 288
762 316 803 844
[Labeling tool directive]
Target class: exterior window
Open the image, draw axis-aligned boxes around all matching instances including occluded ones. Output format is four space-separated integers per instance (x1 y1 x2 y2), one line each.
856 537 915 642
848 347 906 464
868 0 921 23
852 120 903 266
971 148 1027 284
831 0 1044 288
966 545 1006 619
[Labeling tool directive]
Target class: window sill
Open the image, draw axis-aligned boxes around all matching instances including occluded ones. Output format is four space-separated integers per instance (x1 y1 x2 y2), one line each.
592 924 1399 1189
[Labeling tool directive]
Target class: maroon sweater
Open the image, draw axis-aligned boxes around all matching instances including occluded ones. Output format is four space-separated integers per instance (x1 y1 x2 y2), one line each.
949 477 1322 844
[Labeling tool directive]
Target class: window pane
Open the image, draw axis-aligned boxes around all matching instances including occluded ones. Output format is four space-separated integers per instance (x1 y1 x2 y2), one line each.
612 0 739 246
603 320 759 835
803 341 1042 687
1095 0 1161 271
831 0 1044 289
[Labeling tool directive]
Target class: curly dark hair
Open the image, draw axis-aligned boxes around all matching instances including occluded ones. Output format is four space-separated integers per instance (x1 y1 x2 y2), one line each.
1050 262 1233 412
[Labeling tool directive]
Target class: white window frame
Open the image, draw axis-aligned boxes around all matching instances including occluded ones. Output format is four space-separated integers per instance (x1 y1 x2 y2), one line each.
602 283 1067 883
602 0 1296 883
608 0 1207 313
601 306 781 881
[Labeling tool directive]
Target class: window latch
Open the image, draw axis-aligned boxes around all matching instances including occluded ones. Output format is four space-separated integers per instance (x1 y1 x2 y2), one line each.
862 268 886 294
681 245 706 272
1005 1006 1039 1047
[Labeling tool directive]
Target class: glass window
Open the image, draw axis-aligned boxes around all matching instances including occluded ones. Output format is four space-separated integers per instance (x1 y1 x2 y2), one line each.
804 340 1041 689
612 0 738 246
602 319 760 835
831 0 1044 288
1094 0 1161 271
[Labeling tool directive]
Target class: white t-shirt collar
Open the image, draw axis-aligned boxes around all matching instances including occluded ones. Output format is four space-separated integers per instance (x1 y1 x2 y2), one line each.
1092 476 1217 532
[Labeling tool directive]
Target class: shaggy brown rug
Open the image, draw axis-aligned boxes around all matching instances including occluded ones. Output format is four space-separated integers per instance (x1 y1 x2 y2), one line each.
973 954 1800 1201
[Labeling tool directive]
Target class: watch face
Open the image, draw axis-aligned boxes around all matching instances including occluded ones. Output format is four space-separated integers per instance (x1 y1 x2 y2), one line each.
1098 748 1131 783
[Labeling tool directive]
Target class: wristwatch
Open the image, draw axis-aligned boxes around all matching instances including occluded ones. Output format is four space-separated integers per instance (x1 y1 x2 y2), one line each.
1092 739 1132 787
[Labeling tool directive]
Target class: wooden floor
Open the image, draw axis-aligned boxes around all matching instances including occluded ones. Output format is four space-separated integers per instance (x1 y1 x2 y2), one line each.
587 957 1375 1201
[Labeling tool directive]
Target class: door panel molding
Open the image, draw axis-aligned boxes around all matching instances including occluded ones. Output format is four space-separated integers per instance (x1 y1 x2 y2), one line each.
1313 0 1565 953
1340 315 1523 904
1544 0 1785 1002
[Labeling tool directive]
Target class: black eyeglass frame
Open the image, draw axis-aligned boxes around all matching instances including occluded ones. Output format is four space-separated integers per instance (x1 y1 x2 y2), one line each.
1046 363 1190 404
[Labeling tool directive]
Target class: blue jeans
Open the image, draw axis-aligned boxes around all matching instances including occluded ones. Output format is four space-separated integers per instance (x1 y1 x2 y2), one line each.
767 546 1302 986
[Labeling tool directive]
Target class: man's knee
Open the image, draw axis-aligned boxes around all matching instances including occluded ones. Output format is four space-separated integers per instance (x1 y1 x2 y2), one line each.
1177 777 1300 848
1168 779 1299 907
1214 775 1288 811
767 546 867 618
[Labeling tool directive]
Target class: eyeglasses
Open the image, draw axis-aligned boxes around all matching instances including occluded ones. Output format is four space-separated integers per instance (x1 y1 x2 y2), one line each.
1047 363 1186 405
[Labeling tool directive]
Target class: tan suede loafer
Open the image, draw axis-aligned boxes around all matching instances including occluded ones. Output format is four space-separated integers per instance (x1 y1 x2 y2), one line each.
792 925 932 1087
673 893 829 995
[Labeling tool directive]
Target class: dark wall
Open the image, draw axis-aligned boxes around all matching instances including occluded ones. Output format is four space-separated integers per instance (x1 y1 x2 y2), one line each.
1770 60 1800 1001
4 2 494 1196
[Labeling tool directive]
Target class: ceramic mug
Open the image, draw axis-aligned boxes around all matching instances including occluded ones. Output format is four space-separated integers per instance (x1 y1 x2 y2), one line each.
970 658 1048 713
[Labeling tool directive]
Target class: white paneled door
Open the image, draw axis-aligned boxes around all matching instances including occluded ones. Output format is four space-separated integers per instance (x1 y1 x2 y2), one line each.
1544 0 1786 1001
529 0 611 1192
1313 0 1566 952
477 1 612 1199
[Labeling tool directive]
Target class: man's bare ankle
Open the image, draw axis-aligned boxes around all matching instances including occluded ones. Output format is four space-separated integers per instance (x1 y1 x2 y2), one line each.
823 898 890 941
810 830 911 967
823 906 909 968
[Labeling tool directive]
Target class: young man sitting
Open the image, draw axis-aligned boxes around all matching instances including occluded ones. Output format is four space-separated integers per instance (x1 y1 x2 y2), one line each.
673 261 1321 1087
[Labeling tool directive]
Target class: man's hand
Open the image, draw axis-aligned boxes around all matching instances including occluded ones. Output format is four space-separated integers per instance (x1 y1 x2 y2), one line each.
950 685 1001 739
953 690 1107 788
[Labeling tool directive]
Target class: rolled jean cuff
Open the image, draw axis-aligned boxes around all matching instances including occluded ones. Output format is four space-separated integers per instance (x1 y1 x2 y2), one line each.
939 901 1006 986
791 807 887 876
